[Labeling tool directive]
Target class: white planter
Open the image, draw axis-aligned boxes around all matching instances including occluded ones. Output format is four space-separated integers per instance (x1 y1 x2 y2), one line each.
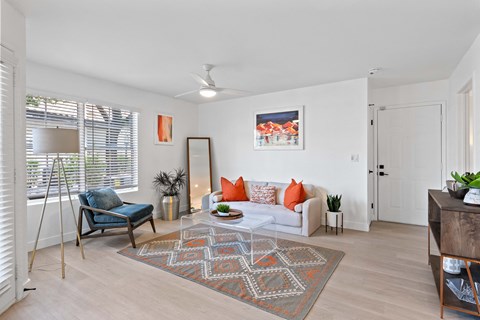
326 211 342 227
464 188 480 206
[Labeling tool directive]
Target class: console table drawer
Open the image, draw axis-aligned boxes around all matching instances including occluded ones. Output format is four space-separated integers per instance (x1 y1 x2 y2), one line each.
441 210 480 260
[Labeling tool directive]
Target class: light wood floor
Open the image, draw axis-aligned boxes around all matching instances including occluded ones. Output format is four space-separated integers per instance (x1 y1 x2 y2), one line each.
1 221 475 320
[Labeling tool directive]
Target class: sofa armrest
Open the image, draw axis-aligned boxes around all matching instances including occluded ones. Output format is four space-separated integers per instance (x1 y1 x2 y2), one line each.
208 190 223 209
301 197 322 236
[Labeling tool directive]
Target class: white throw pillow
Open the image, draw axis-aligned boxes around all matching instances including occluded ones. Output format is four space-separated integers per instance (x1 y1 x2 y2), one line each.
250 185 276 205
212 195 223 203
294 203 303 213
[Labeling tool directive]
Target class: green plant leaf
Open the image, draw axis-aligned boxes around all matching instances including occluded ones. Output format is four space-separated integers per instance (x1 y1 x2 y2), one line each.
468 179 480 189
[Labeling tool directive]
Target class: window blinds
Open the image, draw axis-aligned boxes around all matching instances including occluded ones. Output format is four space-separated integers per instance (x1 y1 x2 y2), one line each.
26 97 81 199
0 58 16 308
84 103 138 190
26 97 138 199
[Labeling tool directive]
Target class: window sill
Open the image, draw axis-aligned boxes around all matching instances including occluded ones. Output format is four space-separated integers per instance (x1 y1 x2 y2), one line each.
27 187 139 207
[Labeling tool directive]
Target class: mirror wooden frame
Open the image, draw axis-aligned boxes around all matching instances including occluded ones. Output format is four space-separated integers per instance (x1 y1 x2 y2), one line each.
187 137 213 213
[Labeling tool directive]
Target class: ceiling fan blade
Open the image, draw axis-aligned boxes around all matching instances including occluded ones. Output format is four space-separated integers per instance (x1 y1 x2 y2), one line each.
216 88 250 96
190 73 209 86
174 90 198 98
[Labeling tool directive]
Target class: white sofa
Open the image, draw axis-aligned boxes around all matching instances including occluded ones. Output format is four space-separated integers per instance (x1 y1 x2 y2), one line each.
205 180 323 236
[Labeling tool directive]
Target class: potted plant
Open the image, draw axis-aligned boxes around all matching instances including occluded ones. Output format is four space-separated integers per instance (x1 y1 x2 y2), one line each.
216 204 230 216
153 168 186 220
451 171 480 205
326 194 342 228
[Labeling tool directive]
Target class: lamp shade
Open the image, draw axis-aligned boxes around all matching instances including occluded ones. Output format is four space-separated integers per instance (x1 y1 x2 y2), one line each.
32 128 80 154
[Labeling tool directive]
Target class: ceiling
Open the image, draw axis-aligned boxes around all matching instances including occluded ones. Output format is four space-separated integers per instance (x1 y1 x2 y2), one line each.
14 0 480 104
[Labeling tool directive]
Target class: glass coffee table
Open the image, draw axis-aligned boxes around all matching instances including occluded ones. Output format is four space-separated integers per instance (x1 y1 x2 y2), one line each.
180 210 277 265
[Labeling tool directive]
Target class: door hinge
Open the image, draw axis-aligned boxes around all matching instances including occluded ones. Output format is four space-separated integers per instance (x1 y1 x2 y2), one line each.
371 203 374 209
370 119 373 125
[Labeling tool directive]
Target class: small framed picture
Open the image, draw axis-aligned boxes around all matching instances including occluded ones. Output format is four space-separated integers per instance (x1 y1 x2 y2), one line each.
254 105 304 150
155 114 174 145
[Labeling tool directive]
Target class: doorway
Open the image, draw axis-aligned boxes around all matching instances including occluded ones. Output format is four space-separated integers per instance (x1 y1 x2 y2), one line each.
375 104 444 226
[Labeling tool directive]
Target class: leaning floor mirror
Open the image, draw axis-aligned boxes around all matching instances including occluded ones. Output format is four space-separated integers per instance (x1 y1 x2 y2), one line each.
187 137 212 213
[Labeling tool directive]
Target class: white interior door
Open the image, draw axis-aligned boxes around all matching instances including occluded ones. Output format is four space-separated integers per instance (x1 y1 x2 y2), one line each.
377 104 442 226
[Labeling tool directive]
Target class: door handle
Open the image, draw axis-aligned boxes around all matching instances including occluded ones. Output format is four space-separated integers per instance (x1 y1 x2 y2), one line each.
368 170 373 174
378 172 389 176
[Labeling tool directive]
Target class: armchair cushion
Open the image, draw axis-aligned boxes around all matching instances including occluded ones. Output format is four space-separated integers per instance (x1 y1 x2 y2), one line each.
86 188 123 211
93 204 154 224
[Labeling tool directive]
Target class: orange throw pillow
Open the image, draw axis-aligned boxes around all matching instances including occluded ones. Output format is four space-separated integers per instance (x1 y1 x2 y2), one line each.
284 179 306 210
221 176 249 201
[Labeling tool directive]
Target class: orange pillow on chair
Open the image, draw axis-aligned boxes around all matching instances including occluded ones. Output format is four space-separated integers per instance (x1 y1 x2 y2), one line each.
284 179 306 210
221 176 249 201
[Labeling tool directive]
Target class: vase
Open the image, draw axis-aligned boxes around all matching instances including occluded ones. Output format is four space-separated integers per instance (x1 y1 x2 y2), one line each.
326 211 342 227
161 195 180 221
464 188 480 206
443 257 461 275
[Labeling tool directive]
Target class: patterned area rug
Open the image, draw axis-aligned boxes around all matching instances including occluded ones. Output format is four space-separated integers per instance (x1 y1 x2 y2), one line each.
119 226 344 320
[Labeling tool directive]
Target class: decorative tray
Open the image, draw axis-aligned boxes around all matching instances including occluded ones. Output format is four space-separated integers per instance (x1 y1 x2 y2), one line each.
210 209 243 220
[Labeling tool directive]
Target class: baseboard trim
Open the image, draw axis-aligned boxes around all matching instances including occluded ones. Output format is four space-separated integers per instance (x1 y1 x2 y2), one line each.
27 228 89 252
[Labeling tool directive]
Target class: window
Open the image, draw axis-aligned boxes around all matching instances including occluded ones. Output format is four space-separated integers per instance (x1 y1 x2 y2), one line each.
26 95 138 200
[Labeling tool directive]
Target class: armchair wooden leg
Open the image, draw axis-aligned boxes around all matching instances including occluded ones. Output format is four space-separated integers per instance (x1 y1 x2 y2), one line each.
101 229 105 234
127 224 136 248
150 218 156 233
76 209 83 247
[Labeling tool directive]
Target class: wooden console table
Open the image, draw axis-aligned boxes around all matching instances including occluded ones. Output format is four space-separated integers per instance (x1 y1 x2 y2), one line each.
428 189 480 318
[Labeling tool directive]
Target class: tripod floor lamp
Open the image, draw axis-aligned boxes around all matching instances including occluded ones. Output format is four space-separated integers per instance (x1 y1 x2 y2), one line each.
29 127 85 279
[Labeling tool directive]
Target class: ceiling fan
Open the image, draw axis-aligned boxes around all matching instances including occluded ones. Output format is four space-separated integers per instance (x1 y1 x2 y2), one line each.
174 64 249 98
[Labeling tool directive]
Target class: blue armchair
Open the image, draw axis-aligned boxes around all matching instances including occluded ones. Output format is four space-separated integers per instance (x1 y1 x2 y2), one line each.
77 189 156 248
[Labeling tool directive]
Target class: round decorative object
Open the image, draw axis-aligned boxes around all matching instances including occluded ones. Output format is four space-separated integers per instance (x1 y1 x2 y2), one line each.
161 195 180 221
464 188 480 206
443 257 461 275
459 259 472 269
217 210 230 217
210 209 243 220
326 211 342 227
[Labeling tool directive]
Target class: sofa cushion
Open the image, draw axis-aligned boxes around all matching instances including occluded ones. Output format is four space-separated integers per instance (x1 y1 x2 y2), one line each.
302 184 316 199
243 181 268 199
86 188 123 211
267 182 289 204
93 204 153 224
213 201 302 227
250 185 276 205
221 176 249 201
284 179 307 210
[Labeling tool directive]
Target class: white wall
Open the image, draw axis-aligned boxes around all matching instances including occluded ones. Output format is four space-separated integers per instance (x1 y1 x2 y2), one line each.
372 80 448 106
1 0 28 305
448 33 480 174
26 62 198 250
199 78 370 231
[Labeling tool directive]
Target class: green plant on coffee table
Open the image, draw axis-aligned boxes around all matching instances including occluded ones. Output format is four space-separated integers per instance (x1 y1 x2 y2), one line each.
451 171 480 189
216 204 230 214
327 194 342 212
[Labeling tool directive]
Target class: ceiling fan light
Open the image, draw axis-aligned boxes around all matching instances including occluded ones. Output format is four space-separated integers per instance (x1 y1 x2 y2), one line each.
199 88 217 98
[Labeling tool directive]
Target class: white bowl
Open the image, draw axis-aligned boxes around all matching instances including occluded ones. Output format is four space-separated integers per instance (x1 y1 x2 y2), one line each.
217 211 230 216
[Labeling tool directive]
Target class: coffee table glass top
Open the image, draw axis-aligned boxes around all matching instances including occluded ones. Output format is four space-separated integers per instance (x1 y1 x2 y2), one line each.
182 210 275 231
